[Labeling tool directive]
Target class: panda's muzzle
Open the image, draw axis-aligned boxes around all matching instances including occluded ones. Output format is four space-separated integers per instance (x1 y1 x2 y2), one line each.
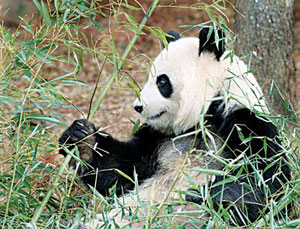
147 110 167 120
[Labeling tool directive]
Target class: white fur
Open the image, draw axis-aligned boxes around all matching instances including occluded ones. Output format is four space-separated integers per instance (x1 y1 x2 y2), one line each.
134 38 267 135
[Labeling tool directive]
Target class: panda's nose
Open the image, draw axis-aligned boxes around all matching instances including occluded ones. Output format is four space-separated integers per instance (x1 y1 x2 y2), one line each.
134 105 143 113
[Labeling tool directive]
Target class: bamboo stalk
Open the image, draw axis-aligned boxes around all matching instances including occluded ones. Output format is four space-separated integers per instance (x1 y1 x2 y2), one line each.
31 149 74 224
31 0 159 225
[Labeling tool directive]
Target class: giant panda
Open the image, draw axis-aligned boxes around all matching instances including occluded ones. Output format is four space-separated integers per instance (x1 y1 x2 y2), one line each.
59 27 291 226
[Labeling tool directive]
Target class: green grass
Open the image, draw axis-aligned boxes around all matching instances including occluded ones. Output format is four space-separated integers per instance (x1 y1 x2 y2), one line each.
0 0 299 228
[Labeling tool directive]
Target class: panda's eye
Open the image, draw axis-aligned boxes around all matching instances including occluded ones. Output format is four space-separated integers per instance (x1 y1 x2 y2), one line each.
156 74 173 98
157 77 167 87
156 74 168 87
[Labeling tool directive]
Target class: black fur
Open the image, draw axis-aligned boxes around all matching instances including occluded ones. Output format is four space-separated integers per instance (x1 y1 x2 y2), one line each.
156 74 173 98
199 27 225 61
134 105 143 113
166 30 180 43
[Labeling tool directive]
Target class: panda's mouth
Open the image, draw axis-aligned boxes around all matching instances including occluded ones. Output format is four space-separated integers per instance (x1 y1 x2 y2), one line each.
147 110 167 120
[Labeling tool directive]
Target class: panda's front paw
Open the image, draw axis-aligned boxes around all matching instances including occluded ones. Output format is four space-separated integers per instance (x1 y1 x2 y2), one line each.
59 119 96 145
185 188 204 204
59 119 97 165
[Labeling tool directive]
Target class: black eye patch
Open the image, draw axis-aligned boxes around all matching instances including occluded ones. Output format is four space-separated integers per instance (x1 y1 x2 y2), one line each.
156 74 173 98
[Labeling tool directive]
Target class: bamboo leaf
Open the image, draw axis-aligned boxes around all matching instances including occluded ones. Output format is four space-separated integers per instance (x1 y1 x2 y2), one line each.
88 185 110 207
26 115 63 124
41 1 52 26
32 0 41 12
132 119 140 134
124 13 138 27
114 169 135 183
120 3 141 11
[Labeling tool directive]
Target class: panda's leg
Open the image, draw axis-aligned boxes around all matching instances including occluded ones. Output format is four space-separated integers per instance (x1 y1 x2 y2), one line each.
185 176 265 225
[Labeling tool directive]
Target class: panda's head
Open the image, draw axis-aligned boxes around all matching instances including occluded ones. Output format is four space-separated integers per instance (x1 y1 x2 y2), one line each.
133 28 266 135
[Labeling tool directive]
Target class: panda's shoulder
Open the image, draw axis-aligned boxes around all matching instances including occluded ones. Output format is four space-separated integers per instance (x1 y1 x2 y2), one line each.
206 99 278 139
222 108 278 138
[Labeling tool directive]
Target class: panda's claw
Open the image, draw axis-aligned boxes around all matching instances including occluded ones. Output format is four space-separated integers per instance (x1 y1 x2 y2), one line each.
71 130 88 142
72 119 96 134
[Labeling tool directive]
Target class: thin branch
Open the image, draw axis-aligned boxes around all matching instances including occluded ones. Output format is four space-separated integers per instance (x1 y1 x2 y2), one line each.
87 56 108 119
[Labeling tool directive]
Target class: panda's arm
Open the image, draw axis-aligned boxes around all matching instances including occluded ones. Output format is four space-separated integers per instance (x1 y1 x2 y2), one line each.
187 103 291 224
59 119 166 196
216 107 290 185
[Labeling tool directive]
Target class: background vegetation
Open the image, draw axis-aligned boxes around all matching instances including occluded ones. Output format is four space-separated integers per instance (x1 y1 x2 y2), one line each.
0 0 299 228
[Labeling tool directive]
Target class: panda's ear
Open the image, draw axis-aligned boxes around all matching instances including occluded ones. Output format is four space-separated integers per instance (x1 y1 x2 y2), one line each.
199 27 225 61
165 31 181 44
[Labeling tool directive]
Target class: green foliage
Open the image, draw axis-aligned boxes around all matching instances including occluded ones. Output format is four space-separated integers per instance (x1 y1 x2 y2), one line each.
0 0 109 227
0 0 299 228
